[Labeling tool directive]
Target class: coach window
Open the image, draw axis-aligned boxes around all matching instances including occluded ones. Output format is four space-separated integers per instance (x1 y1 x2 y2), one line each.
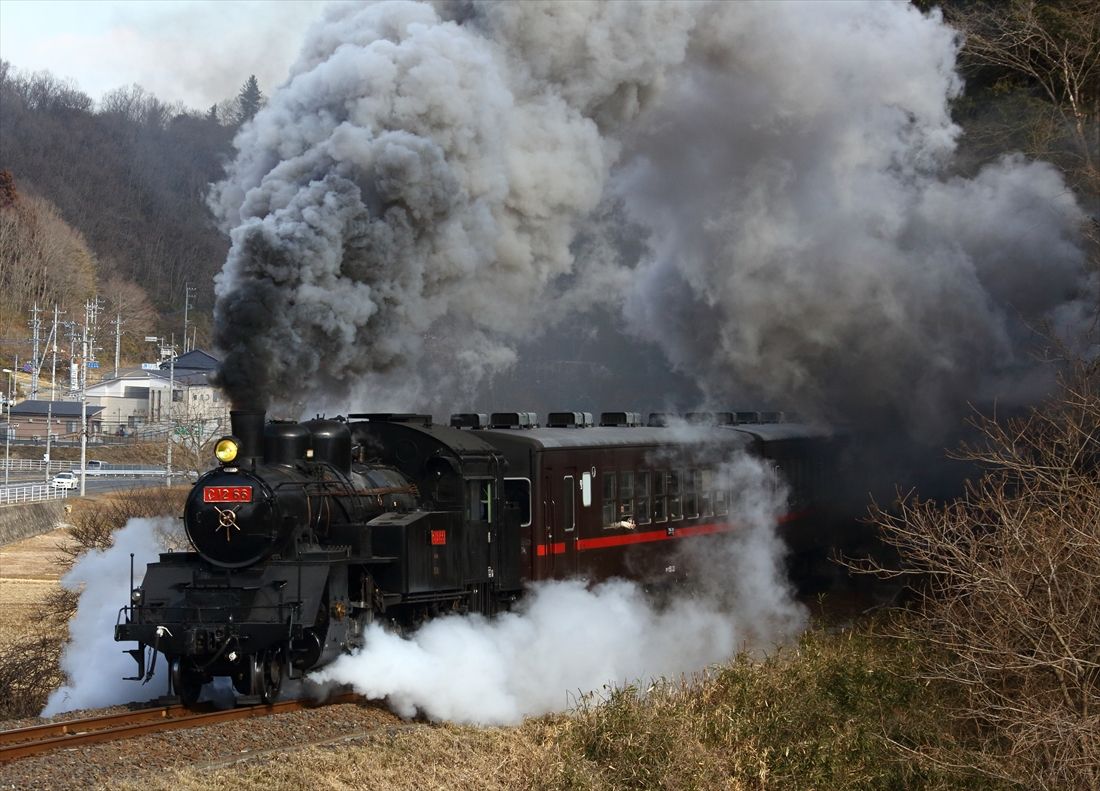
699 470 713 517
503 478 531 527
683 469 698 518
602 472 617 527
653 469 667 522
636 471 651 525
788 459 803 509
714 484 729 517
466 480 493 522
667 471 682 521
619 471 634 522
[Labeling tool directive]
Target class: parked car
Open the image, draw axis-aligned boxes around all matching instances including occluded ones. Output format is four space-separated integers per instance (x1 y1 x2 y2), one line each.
50 471 79 489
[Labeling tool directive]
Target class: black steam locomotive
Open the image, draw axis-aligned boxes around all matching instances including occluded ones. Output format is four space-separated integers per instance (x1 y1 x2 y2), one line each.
115 409 840 705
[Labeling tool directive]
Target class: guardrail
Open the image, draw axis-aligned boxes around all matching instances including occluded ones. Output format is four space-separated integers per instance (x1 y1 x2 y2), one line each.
0 484 72 507
1 461 172 475
81 467 169 478
0 459 80 471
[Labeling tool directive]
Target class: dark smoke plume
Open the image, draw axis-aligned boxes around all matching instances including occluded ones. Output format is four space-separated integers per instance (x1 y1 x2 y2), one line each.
210 0 695 412
210 1 1094 432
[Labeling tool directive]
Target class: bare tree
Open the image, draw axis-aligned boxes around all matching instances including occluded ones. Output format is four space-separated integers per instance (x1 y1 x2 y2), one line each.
865 359 1100 789
0 182 97 315
948 0 1100 195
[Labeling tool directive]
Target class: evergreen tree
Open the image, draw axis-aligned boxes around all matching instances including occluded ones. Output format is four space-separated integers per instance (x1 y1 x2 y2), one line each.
236 75 263 124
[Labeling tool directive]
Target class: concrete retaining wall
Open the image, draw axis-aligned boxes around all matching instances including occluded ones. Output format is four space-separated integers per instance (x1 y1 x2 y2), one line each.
0 501 67 546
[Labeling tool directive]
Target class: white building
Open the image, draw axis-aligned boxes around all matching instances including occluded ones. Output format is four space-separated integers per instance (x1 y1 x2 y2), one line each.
85 349 228 437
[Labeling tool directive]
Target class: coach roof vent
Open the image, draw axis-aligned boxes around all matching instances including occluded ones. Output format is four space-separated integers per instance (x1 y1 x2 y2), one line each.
599 411 643 427
490 411 539 429
450 413 488 429
648 412 673 427
548 411 594 428
735 411 761 424
685 411 734 425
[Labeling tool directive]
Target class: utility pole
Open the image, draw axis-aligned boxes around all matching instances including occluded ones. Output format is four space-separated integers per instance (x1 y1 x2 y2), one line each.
182 283 195 354
113 311 122 378
87 296 102 369
46 306 60 482
50 307 60 402
67 321 78 394
166 334 175 487
29 303 41 399
79 305 89 497
3 367 14 487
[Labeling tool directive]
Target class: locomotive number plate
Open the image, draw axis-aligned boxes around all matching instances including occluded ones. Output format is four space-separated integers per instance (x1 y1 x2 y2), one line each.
203 486 253 503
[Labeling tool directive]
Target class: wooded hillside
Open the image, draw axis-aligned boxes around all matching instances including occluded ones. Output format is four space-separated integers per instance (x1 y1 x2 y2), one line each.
0 63 251 359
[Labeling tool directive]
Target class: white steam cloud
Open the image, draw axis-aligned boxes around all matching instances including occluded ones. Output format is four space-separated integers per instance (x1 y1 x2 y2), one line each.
42 518 179 716
312 447 804 725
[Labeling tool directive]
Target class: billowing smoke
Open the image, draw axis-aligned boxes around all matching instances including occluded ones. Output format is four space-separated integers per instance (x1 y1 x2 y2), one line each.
311 445 804 724
209 0 1092 435
42 518 180 716
209 0 694 413
613 2 1092 433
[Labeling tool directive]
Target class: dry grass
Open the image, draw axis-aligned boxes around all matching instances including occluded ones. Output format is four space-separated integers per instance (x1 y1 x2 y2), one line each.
0 487 186 719
7 440 168 463
0 529 74 719
109 627 1006 791
112 726 560 791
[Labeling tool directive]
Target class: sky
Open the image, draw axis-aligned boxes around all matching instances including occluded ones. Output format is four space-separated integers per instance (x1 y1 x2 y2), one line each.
0 0 327 110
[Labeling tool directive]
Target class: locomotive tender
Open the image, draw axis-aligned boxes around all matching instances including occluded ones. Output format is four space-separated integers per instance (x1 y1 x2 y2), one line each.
115 409 835 704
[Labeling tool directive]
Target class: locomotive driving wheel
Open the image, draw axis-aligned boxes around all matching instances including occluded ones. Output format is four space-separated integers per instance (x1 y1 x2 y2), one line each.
261 649 284 703
170 657 203 707
235 651 284 703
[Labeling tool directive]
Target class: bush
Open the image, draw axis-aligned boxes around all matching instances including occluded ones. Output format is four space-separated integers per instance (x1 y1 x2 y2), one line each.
868 361 1100 790
42 487 188 623
552 628 1001 791
0 487 187 719
0 633 65 720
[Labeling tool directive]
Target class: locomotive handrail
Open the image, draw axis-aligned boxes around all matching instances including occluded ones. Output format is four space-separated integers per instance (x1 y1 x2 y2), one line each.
119 601 305 624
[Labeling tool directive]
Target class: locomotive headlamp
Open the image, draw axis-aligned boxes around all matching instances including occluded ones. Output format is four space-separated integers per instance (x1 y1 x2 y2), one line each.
215 437 240 464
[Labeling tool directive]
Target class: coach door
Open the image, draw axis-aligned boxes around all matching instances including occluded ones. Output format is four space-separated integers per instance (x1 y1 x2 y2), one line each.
545 469 578 578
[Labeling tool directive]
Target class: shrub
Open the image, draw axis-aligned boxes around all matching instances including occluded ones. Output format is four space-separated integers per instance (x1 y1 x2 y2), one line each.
868 361 1100 790
0 487 187 719
556 627 1001 791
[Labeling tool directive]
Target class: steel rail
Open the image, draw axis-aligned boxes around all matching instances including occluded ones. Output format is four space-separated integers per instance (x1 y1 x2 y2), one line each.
0 692 361 763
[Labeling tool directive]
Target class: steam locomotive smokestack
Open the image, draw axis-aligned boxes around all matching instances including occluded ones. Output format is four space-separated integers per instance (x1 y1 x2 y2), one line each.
230 410 265 465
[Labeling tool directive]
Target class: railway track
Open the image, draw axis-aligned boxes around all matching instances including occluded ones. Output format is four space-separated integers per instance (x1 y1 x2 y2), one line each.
0 692 362 763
